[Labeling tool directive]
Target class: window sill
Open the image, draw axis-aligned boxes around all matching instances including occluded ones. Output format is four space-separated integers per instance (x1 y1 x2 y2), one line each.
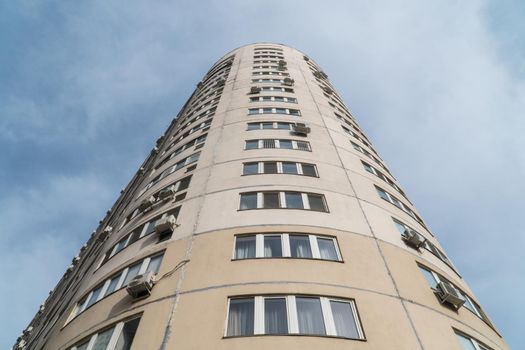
223 333 366 341
237 207 329 213
231 257 344 263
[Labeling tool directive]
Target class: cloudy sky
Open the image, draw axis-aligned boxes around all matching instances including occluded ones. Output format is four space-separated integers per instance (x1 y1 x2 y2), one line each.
1 0 523 348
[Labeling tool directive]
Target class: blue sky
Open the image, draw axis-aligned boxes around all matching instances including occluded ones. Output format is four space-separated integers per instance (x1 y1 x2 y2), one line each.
0 0 523 348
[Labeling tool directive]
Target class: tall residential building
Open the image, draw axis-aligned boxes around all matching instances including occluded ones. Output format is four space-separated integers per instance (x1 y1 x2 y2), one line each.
14 43 509 350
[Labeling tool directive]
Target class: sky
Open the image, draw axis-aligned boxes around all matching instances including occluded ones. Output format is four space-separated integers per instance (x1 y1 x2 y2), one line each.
0 0 523 348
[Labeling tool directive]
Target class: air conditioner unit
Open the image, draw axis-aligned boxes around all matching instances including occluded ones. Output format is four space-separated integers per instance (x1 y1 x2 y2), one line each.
436 281 465 309
249 86 261 94
292 123 311 136
313 71 328 79
155 215 178 236
138 196 156 212
96 226 113 242
322 86 333 94
23 327 33 336
277 60 287 70
72 256 80 264
126 271 156 299
402 229 426 249
283 78 294 86
158 185 176 200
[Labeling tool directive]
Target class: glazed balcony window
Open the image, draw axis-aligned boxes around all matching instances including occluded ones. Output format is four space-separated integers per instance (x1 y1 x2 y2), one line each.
239 191 327 212
225 295 364 340
242 161 317 177
234 233 341 261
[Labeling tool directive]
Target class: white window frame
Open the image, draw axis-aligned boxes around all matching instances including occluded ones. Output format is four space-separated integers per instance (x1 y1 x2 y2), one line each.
240 191 325 211
245 139 311 151
233 233 342 261
70 317 140 350
225 295 364 339
242 161 316 177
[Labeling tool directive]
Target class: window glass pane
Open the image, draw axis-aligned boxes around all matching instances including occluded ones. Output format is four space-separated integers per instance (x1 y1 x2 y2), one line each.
75 341 89 350
376 188 390 201
330 300 359 338
290 235 312 258
92 326 115 350
296 141 309 151
279 140 293 149
264 235 282 257
235 236 256 259
456 333 477 350
265 298 288 334
275 108 287 114
245 140 259 150
393 220 407 235
263 139 276 148
282 162 298 174
247 123 259 130
122 263 142 287
114 318 141 350
104 273 122 296
240 193 257 210
243 163 259 175
113 238 128 255
187 153 200 164
86 285 104 309
296 297 325 335
127 229 142 246
147 254 163 274
76 297 88 316
277 122 290 129
285 192 304 209
178 176 191 190
263 192 280 208
248 109 259 115
262 122 273 129
263 162 278 174
317 238 338 260
308 194 326 212
144 219 158 236
227 298 254 336
362 162 374 174
391 197 403 209
419 267 438 288
301 164 317 177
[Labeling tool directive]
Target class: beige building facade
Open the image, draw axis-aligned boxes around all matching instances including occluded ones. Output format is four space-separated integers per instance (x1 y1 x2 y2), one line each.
14 43 509 350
